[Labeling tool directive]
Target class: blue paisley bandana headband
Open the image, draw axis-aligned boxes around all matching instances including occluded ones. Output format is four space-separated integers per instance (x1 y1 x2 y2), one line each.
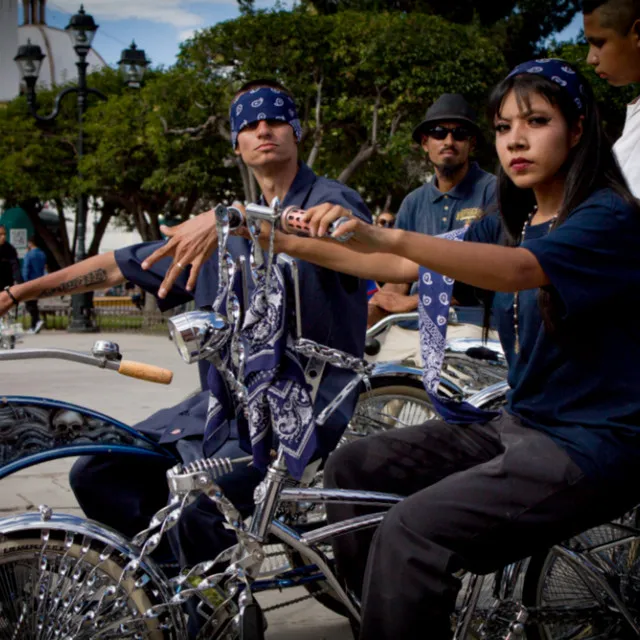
230 86 303 148
506 58 587 114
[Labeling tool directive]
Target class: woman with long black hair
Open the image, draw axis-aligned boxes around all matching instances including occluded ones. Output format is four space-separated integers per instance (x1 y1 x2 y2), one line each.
264 59 640 638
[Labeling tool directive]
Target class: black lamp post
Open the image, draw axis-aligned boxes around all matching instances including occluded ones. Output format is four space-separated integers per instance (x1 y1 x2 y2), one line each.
14 5 148 332
118 41 150 89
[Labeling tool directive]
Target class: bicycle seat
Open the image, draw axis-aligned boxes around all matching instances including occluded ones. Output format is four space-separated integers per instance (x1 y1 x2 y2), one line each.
465 346 501 362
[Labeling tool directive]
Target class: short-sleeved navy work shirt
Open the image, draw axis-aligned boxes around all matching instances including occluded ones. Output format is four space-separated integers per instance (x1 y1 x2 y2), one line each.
114 162 371 454
395 162 497 327
465 189 640 480
396 162 497 236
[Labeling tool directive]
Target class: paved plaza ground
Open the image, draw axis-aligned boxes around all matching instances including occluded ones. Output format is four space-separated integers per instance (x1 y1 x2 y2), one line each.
1 330 353 639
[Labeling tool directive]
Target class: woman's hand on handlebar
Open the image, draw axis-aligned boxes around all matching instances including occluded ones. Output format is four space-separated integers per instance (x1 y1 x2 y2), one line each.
300 204 393 253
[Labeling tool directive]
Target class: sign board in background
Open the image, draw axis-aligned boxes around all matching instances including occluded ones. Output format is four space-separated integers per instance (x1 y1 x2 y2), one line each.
10 228 28 258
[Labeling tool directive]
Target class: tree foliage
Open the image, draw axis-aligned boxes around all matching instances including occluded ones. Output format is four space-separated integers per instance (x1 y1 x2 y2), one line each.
300 0 581 65
0 67 131 266
177 9 506 208
6 3 625 267
80 67 240 242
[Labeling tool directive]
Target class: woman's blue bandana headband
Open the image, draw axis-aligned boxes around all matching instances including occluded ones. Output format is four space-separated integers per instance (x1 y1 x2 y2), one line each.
230 87 303 148
506 58 587 114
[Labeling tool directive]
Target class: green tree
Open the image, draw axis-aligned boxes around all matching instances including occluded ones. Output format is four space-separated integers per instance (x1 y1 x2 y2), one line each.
80 67 241 242
177 10 506 210
0 67 139 267
302 0 581 66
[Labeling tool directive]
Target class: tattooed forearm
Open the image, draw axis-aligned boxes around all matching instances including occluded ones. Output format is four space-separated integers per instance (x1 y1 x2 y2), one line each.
39 269 108 298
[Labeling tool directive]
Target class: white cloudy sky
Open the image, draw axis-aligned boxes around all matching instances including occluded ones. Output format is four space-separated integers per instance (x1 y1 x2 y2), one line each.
38 0 291 67
36 1 580 69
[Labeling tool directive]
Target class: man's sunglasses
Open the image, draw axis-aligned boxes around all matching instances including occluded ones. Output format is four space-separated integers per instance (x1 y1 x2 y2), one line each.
377 219 395 228
426 125 473 142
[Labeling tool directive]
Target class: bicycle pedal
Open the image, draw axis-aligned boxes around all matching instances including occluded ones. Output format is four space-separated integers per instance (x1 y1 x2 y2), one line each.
239 601 267 640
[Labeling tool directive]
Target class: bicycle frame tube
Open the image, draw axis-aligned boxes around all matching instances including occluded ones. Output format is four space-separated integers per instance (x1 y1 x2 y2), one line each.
466 380 510 408
0 396 177 479
279 487 403 508
370 361 463 397
269 518 361 621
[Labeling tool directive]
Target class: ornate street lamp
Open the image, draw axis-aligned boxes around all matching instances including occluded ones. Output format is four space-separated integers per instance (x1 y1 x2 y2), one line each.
14 39 45 87
14 6 147 332
65 4 99 56
118 41 149 89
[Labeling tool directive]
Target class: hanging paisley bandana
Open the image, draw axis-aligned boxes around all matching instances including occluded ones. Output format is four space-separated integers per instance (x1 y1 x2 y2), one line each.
507 58 586 114
203 263 317 480
229 87 303 148
418 227 500 424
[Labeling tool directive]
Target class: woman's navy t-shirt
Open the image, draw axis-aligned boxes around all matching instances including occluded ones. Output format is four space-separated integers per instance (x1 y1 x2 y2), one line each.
465 188 640 480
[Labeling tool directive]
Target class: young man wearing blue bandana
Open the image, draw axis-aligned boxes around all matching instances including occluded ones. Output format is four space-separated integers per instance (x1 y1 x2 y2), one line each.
2 79 371 634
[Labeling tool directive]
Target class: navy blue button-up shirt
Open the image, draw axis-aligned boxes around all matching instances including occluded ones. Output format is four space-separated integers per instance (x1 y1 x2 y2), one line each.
396 162 497 236
395 161 497 327
114 162 371 453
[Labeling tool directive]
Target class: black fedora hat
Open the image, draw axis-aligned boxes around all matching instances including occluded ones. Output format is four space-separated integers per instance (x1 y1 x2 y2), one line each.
412 93 480 144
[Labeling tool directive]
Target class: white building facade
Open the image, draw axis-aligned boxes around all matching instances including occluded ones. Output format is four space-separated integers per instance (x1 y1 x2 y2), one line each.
0 0 106 103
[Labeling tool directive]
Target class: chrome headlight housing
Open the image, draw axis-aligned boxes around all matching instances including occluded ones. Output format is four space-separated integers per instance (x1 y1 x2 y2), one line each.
168 311 231 364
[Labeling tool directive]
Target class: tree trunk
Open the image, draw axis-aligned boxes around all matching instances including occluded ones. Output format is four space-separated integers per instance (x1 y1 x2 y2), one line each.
142 289 162 329
306 77 324 169
88 201 116 256
22 200 72 269
53 197 73 266
180 189 199 221
147 210 163 241
337 144 377 184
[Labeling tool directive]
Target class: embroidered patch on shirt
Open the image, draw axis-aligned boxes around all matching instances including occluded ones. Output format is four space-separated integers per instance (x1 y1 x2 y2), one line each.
456 207 484 223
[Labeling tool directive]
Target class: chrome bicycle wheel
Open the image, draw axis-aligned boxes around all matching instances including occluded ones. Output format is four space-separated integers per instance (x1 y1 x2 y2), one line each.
0 516 184 639
523 513 640 640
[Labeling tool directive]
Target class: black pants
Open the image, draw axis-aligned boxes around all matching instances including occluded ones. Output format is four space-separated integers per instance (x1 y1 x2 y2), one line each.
69 451 262 567
324 412 640 640
25 300 39 329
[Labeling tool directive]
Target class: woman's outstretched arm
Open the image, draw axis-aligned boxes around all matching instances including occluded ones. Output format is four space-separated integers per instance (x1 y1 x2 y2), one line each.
301 204 549 293
279 234 420 283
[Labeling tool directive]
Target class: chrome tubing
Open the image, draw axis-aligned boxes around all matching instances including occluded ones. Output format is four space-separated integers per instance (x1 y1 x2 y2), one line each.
366 312 419 339
300 512 387 546
0 348 121 370
249 450 290 541
269 519 361 622
279 487 403 507
466 380 510 408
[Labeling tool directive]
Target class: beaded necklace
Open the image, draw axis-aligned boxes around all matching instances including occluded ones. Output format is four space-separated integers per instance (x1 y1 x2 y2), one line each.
513 208 557 354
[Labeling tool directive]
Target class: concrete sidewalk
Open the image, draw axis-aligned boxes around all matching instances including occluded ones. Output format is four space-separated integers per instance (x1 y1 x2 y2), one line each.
0 330 352 639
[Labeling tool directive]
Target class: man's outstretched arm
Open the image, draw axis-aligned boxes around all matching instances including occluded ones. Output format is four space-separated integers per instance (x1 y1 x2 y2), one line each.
0 252 125 316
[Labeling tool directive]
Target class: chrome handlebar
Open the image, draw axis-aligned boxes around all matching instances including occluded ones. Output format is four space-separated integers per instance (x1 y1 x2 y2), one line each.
0 343 123 369
366 312 419 339
0 341 175 385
